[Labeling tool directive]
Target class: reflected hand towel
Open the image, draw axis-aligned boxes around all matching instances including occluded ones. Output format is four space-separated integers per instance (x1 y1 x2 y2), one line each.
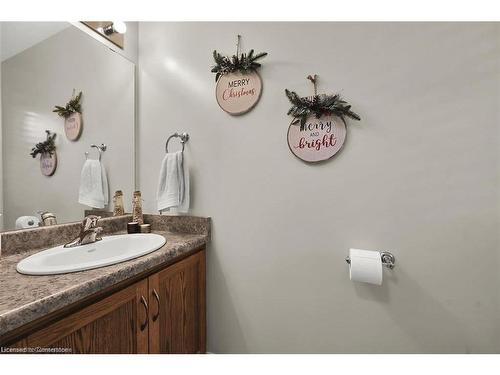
78 159 109 208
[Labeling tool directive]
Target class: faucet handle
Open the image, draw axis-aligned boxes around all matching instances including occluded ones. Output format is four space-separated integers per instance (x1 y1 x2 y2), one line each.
82 215 101 230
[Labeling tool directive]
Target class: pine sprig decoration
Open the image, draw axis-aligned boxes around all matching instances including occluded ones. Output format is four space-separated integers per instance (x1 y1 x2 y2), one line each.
30 130 57 158
285 89 361 127
53 91 82 118
211 49 268 82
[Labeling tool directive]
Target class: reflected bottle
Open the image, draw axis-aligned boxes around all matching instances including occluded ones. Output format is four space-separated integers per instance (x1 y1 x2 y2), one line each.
113 190 125 216
40 211 57 226
132 191 144 225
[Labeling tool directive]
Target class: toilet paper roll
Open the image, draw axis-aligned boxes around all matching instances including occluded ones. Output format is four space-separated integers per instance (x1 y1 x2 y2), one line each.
349 248 383 285
15 216 40 229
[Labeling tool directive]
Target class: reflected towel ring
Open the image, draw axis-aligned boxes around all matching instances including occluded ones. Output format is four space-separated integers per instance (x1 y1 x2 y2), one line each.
85 144 107 161
165 132 189 153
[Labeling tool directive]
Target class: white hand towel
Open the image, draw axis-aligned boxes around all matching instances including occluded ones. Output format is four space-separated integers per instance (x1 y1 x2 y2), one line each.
101 161 109 207
78 159 109 209
157 151 190 213
178 152 190 213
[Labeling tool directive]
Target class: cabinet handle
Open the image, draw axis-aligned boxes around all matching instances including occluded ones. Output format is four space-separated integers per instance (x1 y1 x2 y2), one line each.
152 289 160 322
140 295 148 331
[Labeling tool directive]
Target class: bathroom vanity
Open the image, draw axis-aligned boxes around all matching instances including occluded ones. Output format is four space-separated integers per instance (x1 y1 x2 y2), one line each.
0 214 210 354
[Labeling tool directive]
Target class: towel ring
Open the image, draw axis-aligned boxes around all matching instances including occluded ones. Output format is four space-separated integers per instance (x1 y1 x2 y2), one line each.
165 132 189 153
85 144 107 161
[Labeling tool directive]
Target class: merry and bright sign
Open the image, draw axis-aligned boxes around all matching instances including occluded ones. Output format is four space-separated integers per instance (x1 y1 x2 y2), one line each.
287 114 346 163
40 152 57 176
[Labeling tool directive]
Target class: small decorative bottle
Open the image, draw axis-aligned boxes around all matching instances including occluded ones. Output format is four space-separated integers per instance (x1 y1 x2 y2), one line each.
112 190 125 216
132 191 144 224
40 211 57 226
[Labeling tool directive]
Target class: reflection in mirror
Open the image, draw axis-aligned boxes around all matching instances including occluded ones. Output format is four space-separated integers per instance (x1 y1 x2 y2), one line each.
81 21 126 49
0 22 136 232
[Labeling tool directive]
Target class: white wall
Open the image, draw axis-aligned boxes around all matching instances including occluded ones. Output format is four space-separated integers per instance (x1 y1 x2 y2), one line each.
138 22 500 353
2 26 135 230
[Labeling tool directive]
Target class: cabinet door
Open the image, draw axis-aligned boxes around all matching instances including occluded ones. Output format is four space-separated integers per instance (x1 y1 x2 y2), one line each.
26 279 149 354
149 250 206 354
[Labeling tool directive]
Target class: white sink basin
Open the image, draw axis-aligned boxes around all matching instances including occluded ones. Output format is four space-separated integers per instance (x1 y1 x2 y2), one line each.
16 233 166 276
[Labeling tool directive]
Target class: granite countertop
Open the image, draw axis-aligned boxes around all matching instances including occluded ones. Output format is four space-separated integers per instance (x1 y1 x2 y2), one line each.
0 229 208 338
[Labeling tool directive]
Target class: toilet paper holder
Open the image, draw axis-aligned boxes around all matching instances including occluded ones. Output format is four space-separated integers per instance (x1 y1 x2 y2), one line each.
345 251 396 269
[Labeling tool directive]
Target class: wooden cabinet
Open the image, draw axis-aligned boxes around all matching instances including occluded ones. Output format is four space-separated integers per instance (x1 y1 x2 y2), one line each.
5 249 205 354
26 279 149 354
149 250 205 353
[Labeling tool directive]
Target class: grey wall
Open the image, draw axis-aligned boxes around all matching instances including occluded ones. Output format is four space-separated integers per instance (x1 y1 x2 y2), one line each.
1 22 70 62
138 22 500 353
2 26 135 229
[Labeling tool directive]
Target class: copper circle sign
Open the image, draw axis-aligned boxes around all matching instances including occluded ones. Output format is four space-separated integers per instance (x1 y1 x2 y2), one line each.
215 71 262 115
287 114 346 163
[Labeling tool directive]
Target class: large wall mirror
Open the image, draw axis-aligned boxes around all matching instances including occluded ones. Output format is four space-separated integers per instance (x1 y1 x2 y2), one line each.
0 22 136 232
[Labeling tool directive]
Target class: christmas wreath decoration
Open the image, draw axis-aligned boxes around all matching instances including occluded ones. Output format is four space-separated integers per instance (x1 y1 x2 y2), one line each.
285 89 361 127
211 46 267 82
285 75 361 127
30 130 57 158
53 91 82 118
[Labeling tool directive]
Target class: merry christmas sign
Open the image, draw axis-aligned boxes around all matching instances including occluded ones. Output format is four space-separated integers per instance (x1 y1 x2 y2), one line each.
211 38 267 116
215 71 262 115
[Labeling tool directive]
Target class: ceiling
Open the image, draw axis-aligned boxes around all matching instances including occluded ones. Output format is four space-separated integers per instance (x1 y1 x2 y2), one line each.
1 22 70 62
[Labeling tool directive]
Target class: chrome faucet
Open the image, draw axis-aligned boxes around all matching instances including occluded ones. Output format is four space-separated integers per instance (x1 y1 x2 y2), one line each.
64 215 103 248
